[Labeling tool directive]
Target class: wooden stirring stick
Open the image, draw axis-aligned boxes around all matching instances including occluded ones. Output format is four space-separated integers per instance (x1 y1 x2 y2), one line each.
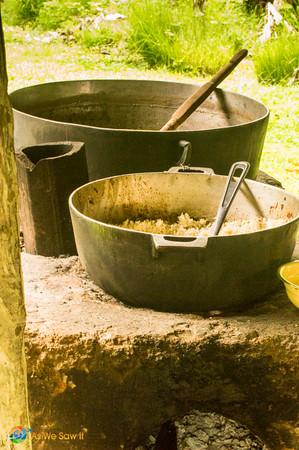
160 49 248 131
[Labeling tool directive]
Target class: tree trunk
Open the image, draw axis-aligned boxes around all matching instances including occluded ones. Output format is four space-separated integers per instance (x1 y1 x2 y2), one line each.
0 8 31 450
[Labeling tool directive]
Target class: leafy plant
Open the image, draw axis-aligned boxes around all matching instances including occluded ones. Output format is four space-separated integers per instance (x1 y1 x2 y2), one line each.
2 0 46 25
37 0 90 30
76 25 122 48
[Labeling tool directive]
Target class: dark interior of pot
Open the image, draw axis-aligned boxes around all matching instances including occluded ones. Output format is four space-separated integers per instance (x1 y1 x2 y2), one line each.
11 80 268 131
72 173 299 228
22 143 73 165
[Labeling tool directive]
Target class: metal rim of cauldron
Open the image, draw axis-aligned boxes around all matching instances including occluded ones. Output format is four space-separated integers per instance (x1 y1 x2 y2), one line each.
69 171 299 238
11 79 269 132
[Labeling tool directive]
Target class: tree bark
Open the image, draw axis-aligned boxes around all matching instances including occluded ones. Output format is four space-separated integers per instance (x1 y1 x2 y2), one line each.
0 7 31 450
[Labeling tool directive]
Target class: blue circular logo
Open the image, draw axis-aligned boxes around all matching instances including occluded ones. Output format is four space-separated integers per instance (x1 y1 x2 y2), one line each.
8 426 27 444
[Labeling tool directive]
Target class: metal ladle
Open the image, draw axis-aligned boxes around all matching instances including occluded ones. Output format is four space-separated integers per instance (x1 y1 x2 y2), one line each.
168 142 250 236
212 161 250 236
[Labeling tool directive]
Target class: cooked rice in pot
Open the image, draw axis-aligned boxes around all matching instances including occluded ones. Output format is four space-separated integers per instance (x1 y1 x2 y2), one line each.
116 213 286 236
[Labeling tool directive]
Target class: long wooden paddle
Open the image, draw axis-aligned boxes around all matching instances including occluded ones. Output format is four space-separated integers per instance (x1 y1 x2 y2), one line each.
160 49 248 131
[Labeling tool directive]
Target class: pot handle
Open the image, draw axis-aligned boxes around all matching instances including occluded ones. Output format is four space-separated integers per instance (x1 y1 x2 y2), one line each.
168 141 215 174
168 165 215 174
152 234 208 257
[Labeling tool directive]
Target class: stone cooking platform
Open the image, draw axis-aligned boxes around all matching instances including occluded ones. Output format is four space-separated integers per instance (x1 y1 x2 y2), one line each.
23 241 299 450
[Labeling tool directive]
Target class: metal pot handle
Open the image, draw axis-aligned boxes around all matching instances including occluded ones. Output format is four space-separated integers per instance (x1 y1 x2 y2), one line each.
168 166 215 174
167 140 215 174
152 234 208 257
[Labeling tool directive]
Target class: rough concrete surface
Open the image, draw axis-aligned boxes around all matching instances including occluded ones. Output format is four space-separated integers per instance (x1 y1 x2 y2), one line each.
23 240 299 450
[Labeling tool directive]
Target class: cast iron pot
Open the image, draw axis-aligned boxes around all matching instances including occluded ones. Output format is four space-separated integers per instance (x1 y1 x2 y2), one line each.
69 168 299 312
11 79 269 180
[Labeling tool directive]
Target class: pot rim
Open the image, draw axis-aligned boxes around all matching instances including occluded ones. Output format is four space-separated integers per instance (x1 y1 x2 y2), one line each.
69 171 299 239
11 78 270 133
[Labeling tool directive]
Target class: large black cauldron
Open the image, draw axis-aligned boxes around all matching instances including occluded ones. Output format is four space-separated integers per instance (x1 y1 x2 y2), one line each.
11 79 269 180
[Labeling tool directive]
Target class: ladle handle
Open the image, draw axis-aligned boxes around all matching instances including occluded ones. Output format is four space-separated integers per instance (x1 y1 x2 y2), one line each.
161 49 248 131
212 161 250 236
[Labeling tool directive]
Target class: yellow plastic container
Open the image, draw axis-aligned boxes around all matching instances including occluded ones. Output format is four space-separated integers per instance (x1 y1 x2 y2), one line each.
278 260 299 308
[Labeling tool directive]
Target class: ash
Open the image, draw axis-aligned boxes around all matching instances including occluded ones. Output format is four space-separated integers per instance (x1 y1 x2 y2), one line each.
136 410 269 450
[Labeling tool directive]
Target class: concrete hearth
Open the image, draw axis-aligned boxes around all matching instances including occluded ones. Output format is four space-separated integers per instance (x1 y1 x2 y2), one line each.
23 241 299 450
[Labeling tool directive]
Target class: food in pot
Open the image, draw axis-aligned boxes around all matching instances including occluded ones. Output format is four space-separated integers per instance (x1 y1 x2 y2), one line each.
117 213 287 236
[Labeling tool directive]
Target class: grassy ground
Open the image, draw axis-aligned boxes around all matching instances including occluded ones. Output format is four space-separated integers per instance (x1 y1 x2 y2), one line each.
4 25 299 194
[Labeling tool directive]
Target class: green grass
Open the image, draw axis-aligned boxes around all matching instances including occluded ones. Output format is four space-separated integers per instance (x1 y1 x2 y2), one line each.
127 0 260 75
3 0 261 76
3 0 298 84
254 34 299 84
